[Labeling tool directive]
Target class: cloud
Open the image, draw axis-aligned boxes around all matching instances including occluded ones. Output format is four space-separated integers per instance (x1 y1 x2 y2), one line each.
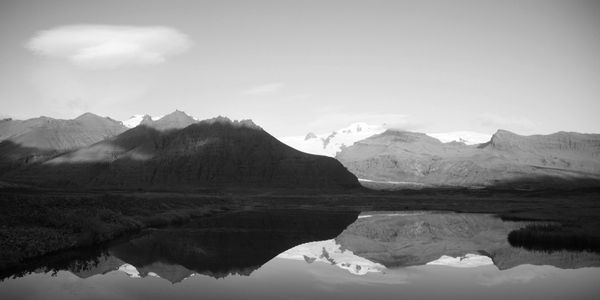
242 83 284 95
307 112 422 133
27 25 192 69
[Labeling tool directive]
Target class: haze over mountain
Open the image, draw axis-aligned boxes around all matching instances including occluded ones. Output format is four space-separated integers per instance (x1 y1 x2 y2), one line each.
0 113 126 150
0 113 127 171
1 111 359 190
336 129 600 189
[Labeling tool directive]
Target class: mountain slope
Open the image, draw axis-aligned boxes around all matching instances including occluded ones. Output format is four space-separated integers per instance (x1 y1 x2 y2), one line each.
336 129 600 188
4 117 360 190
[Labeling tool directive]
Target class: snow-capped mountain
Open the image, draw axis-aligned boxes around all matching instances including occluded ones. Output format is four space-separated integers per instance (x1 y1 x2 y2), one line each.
279 123 387 157
277 239 385 275
279 123 491 157
121 114 164 128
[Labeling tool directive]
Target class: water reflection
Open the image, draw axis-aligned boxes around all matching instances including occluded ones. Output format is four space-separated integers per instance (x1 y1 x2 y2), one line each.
1 210 600 299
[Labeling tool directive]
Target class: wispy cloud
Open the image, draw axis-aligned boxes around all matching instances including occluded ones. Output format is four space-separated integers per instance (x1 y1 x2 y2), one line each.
307 112 422 133
476 113 538 134
242 82 284 96
26 25 192 69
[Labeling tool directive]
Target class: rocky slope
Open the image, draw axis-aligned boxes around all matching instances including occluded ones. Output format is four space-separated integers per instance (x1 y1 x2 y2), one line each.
336 129 600 188
3 115 360 190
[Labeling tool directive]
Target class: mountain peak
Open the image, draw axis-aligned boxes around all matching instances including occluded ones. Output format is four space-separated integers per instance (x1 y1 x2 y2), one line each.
200 116 261 130
75 112 101 120
74 112 122 127
164 110 191 118
488 129 521 149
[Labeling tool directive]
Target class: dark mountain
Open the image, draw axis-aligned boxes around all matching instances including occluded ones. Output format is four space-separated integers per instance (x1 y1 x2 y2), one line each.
336 129 600 189
2 116 360 190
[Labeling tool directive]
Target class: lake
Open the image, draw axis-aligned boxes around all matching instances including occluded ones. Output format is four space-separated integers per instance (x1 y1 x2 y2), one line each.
1 210 599 299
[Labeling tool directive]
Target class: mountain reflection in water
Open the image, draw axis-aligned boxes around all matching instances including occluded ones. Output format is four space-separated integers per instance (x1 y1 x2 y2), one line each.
1 210 600 300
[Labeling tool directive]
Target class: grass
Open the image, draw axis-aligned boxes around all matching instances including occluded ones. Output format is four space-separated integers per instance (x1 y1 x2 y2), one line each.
508 224 600 253
0 191 228 270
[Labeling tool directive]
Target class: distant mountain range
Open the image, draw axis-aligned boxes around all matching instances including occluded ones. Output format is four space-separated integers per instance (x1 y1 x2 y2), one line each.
337 129 600 189
0 111 359 190
1 111 598 190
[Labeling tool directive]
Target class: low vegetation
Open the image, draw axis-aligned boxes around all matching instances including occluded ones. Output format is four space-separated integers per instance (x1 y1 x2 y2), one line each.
0 191 228 270
508 224 600 253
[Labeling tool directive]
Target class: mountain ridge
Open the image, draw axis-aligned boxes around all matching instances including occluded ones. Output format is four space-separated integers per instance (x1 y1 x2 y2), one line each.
336 128 600 189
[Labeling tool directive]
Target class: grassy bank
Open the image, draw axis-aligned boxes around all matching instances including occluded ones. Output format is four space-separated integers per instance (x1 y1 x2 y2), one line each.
0 191 231 270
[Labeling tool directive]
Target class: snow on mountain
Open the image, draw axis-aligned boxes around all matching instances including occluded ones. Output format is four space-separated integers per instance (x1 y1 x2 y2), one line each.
426 131 492 145
277 239 385 275
122 114 164 128
279 123 386 157
118 264 141 278
280 123 492 157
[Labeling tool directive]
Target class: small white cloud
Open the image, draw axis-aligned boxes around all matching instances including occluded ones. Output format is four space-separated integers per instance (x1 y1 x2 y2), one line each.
242 82 284 95
27 25 192 69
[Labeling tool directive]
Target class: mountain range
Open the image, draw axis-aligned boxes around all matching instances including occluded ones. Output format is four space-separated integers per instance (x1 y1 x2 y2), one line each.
1 111 599 190
0 111 359 190
337 129 600 189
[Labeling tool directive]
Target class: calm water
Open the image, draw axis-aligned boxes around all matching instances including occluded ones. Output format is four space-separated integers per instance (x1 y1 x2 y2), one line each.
1 210 599 300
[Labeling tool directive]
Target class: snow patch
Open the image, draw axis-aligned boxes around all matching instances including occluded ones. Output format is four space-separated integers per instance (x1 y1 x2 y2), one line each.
277 239 385 275
280 122 386 157
118 264 141 278
122 114 164 128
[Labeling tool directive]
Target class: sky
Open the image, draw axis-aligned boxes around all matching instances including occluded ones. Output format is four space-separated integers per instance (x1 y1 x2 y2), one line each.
0 0 599 137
